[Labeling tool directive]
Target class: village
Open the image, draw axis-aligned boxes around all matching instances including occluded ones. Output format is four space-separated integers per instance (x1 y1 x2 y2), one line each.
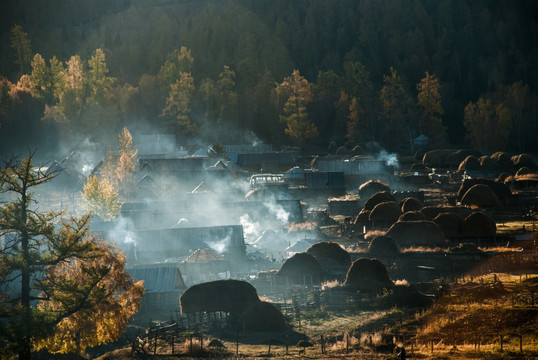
29 134 538 359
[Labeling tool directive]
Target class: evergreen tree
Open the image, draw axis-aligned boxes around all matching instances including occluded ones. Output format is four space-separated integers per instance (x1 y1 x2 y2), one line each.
9 25 32 77
416 72 446 146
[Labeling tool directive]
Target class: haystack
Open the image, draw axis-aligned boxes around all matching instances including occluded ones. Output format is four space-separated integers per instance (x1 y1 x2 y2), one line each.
277 252 324 283
400 197 423 213
385 220 445 248
306 241 351 272
364 191 397 210
351 145 364 156
457 155 480 172
491 151 513 170
237 301 288 332
358 180 390 200
399 211 426 221
433 212 462 239
354 209 371 226
180 280 259 315
462 212 496 238
369 201 401 226
479 156 500 170
419 205 471 221
497 172 512 182
445 149 482 167
422 149 452 167
516 167 533 176
367 235 399 258
511 153 536 170
345 258 393 290
456 178 511 202
461 184 501 208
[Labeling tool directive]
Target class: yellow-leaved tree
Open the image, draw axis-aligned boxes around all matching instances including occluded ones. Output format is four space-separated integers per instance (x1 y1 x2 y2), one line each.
81 175 121 221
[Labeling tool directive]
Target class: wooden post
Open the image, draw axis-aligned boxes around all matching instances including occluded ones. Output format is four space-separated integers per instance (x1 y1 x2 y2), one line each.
321 335 325 355
520 335 523 353
200 333 203 353
431 340 433 354
190 334 193 355
268 338 271 355
500 334 503 353
286 333 289 355
172 335 174 354
346 333 349 354
154 328 157 355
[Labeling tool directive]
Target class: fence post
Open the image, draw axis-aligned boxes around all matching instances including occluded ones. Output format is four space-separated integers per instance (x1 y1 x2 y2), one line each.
236 328 239 356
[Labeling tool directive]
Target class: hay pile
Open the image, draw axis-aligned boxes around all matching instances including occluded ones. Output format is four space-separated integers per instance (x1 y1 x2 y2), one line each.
461 184 501 208
497 172 512 182
462 212 496 238
277 252 324 282
491 151 513 170
516 167 533 176
345 258 393 290
422 149 452 167
400 197 423 213
433 212 462 238
410 163 428 173
457 155 481 171
237 301 288 332
354 209 371 226
306 241 351 272
180 280 260 315
399 210 426 221
367 235 399 258
364 191 397 210
479 156 500 170
456 178 511 202
369 201 401 226
385 220 445 248
445 149 482 167
511 153 536 170
359 180 390 200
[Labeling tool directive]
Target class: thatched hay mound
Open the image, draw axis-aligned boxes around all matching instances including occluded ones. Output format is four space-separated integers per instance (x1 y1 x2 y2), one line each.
511 153 536 170
307 242 351 271
446 149 482 167
359 180 390 200
422 149 452 167
336 146 349 155
385 220 445 248
345 258 393 290
450 242 483 254
461 184 502 208
364 191 397 210
237 301 288 332
462 212 496 238
516 166 533 176
414 148 427 161
399 211 426 222
277 252 324 282
351 145 364 156
400 197 423 213
433 212 462 238
354 209 371 226
491 151 513 170
497 172 512 182
367 235 399 258
180 280 259 315
458 155 481 172
419 205 471 221
369 201 401 226
457 178 511 202
479 156 500 170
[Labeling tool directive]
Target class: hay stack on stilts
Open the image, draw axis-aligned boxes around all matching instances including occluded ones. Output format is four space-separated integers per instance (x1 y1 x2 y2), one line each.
369 201 401 227
237 301 288 332
344 258 393 291
462 212 496 238
358 180 390 200
461 184 502 208
385 220 445 248
277 252 324 285
400 197 423 213
307 241 351 276
367 235 399 258
399 211 426 221
364 191 397 211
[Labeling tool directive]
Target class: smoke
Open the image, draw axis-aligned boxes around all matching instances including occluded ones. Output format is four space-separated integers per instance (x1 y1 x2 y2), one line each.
108 216 137 246
240 214 261 243
207 231 231 254
263 197 290 223
376 149 399 168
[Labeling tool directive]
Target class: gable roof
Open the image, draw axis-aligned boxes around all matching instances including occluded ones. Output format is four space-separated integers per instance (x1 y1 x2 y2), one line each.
128 266 185 291
183 248 226 263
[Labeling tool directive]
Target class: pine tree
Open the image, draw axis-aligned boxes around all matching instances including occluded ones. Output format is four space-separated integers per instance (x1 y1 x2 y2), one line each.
0 154 142 359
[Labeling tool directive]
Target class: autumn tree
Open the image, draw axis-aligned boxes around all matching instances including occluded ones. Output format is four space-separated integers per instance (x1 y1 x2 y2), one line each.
9 25 32 77
464 94 512 153
162 71 196 135
116 127 138 194
0 154 143 359
158 46 194 89
81 175 121 222
275 69 318 144
503 81 532 151
416 72 446 146
379 67 416 152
